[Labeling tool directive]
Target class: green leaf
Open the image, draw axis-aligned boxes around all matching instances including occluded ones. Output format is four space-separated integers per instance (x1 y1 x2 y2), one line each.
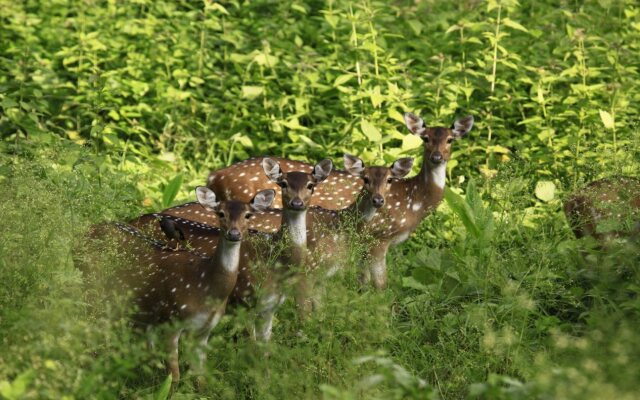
369 86 384 108
242 86 264 99
0 370 34 400
162 174 183 208
333 74 353 87
388 108 405 123
502 18 529 33
487 145 510 154
401 134 422 151
598 110 615 129
154 374 173 400
360 119 382 142
534 181 556 202
444 187 481 239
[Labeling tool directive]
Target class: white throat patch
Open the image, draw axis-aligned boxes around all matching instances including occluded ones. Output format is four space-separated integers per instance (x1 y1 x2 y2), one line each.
430 163 447 189
217 239 241 273
285 210 307 246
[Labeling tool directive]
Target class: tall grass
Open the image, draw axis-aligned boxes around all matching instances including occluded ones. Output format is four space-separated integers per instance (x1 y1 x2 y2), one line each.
1 0 640 398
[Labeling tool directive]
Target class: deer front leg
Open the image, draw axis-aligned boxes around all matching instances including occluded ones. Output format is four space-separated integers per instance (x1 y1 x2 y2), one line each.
294 275 314 319
253 292 285 341
369 241 390 290
191 305 226 388
166 329 183 383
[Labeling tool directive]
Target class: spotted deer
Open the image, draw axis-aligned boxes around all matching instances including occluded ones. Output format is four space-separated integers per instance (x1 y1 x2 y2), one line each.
132 113 472 289
346 113 474 288
231 158 333 340
196 113 474 288
148 156 413 324
564 176 640 242
136 159 334 341
101 187 275 384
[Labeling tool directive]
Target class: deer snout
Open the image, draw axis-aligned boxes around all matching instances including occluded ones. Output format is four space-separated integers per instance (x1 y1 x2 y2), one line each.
429 152 443 164
372 194 385 208
290 197 305 210
226 228 242 242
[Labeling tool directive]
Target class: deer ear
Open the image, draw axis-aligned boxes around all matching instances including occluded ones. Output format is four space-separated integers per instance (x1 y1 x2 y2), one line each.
343 154 365 176
390 157 414 178
262 158 283 183
196 186 219 210
312 159 333 183
250 189 276 211
452 115 474 138
404 112 426 136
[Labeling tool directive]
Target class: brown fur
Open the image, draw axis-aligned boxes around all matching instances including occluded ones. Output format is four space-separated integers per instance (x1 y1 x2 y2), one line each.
564 176 640 241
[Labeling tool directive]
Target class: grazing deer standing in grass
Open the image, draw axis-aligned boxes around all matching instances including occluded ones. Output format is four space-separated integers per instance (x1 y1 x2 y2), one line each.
355 113 473 288
142 155 414 312
133 159 334 341
564 176 640 242
231 158 333 340
242 155 414 318
177 113 473 289
129 112 472 289
101 187 275 384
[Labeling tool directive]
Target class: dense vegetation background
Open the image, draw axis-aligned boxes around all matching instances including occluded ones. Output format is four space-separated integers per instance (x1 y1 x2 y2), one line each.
1 0 639 398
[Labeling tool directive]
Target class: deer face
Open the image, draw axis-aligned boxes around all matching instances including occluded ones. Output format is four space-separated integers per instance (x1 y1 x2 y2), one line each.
344 154 414 209
262 158 333 211
196 187 275 241
404 113 474 166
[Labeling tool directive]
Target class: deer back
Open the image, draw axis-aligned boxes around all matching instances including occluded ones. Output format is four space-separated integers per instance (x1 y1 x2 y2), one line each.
208 157 361 209
100 222 239 326
564 176 640 240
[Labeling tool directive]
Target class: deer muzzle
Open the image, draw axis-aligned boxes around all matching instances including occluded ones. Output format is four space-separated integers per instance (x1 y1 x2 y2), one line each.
372 194 385 208
290 197 305 211
226 228 242 242
429 152 443 164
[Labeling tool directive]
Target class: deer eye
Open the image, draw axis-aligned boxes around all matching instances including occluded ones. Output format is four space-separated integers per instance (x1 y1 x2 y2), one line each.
387 178 393 184
422 136 429 143
217 211 225 218
277 181 288 188
245 213 253 220
307 183 315 190
447 137 454 144
362 177 370 184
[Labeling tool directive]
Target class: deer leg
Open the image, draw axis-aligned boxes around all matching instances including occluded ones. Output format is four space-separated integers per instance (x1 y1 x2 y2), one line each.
192 305 225 384
253 292 285 341
145 326 156 352
294 275 313 319
166 329 183 383
369 241 390 290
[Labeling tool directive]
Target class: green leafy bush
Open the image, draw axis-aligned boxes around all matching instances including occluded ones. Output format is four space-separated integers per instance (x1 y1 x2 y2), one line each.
1 0 639 398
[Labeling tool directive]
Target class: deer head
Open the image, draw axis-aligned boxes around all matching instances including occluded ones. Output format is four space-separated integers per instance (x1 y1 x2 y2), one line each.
195 186 275 242
262 158 333 211
404 112 474 166
343 154 414 210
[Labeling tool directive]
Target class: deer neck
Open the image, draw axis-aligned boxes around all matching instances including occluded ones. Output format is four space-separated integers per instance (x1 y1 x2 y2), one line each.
409 151 447 210
212 237 242 274
343 192 377 224
281 209 308 248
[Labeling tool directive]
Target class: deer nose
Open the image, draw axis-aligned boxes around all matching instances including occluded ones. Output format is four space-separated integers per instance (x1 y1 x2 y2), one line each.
290 198 305 210
372 195 385 208
430 152 443 164
226 228 242 242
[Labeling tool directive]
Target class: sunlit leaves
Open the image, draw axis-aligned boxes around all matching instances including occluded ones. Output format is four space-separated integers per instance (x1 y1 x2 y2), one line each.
534 181 556 202
360 119 382 142
242 86 264 99
598 110 615 130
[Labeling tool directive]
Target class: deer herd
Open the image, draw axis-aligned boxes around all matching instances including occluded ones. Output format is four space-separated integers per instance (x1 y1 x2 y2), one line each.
85 112 639 385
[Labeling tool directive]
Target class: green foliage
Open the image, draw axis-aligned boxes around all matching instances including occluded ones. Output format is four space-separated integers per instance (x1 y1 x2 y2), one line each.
1 0 640 399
